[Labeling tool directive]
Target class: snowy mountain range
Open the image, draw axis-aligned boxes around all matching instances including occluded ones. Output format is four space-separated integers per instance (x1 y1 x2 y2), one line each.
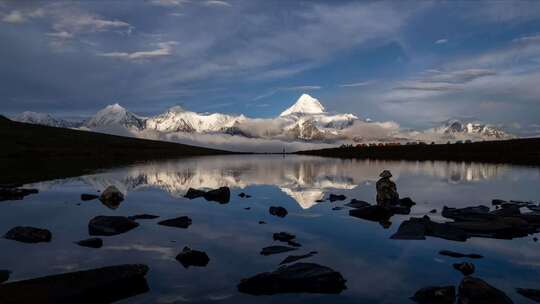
9 94 515 149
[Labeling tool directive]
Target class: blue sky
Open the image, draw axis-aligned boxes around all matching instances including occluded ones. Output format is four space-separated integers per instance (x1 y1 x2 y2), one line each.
1 0 540 132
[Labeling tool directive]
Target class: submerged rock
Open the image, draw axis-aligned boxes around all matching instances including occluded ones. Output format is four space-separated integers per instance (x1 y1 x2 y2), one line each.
345 199 370 209
453 262 475 276
80 194 99 201
279 251 318 265
349 205 393 223
0 270 11 284
99 186 124 209
458 276 513 304
259 221 266 224
376 170 399 207
332 206 344 211
273 232 295 242
411 286 455 304
88 216 139 236
176 247 210 268
127 214 160 221
158 216 192 229
328 194 346 202
516 288 540 302
76 238 103 249
0 264 149 304
184 187 230 204
0 187 38 201
391 216 468 242
269 206 288 218
441 205 490 222
439 250 483 259
390 217 426 240
260 245 297 256
287 240 302 247
4 226 52 243
238 262 346 295
238 192 246 198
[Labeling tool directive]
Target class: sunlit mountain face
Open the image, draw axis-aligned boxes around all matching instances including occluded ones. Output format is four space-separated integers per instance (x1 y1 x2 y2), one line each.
30 155 512 209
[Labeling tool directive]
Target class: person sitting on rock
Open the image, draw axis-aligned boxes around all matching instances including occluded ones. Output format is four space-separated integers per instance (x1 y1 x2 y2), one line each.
376 170 399 208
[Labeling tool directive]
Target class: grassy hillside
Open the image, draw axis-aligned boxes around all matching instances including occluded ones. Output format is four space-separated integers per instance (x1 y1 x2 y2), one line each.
296 138 540 166
0 116 233 184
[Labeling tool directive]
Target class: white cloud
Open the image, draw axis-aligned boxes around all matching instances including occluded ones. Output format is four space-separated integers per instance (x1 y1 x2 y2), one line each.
204 1 232 7
148 0 190 7
435 38 448 44
98 41 178 60
339 80 374 88
45 31 73 39
253 85 322 101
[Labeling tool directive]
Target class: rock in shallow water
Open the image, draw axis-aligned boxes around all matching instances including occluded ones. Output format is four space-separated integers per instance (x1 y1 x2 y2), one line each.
158 216 192 229
80 194 98 201
88 216 139 236
99 186 124 209
411 285 455 304
453 262 475 276
0 187 38 201
238 262 346 295
458 276 513 304
127 214 160 221
269 206 288 218
260 245 297 256
273 232 295 242
184 187 230 204
439 250 483 259
345 199 370 209
176 247 210 268
76 238 103 249
279 251 318 265
328 194 346 202
0 264 149 304
4 226 51 243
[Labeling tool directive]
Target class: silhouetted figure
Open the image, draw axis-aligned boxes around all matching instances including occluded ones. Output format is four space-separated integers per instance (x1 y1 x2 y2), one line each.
376 170 399 207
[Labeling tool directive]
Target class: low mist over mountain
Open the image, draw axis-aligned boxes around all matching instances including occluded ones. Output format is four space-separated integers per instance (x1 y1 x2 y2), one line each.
10 94 514 152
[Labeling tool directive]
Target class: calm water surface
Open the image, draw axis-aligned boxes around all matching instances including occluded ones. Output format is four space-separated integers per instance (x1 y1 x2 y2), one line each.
1 155 540 303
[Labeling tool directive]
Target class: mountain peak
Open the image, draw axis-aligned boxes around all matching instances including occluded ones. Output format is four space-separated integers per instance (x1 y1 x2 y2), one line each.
280 94 325 116
103 103 126 112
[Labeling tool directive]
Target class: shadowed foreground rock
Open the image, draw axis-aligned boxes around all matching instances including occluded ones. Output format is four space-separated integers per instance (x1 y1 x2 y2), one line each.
0 270 10 284
411 286 455 304
458 276 513 304
0 187 38 202
184 187 230 204
88 216 139 236
4 226 52 243
99 185 124 209
0 264 149 304
516 288 540 302
176 247 210 268
158 216 192 229
238 263 346 295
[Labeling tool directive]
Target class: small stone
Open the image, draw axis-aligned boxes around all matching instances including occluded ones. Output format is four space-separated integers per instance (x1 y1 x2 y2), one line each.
99 186 124 209
0 188 38 201
158 216 192 229
175 247 209 268
80 194 99 201
238 192 246 198
244 207 251 210
184 188 205 199
453 262 475 276
76 238 103 249
328 194 346 202
260 245 297 256
439 250 483 259
273 232 295 242
411 286 455 304
127 214 160 221
203 187 230 204
430 209 437 214
4 226 51 243
287 240 302 247
258 221 266 224
345 199 370 209
279 251 318 265
458 276 513 304
269 206 288 218
88 216 139 236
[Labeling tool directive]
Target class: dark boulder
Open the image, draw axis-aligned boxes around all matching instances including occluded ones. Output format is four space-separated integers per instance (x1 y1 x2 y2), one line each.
391 217 426 240
175 247 210 268
441 205 490 221
345 199 370 209
127 214 160 221
392 216 469 242
516 288 540 302
453 262 475 276
273 232 295 242
260 245 297 256
80 194 99 201
328 194 346 202
280 252 318 265
411 286 455 304
492 199 507 206
399 197 416 207
158 216 192 229
439 250 483 259
238 192 247 198
458 276 513 304
0 264 149 304
349 205 393 223
4 226 51 243
203 187 230 204
269 206 288 218
0 187 38 201
76 238 103 249
238 263 346 295
259 221 266 224
0 270 10 284
184 188 205 199
88 216 139 236
99 186 124 209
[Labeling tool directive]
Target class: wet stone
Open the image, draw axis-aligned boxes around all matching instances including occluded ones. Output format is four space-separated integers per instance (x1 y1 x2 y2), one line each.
176 247 210 268
89 216 139 236
458 276 513 304
4 226 52 243
127 214 160 221
238 262 347 295
158 216 192 229
260 245 298 256
99 186 124 209
345 199 371 209
269 206 288 218
411 286 455 304
453 262 475 276
439 250 483 259
76 238 103 249
184 187 230 204
273 232 296 242
329 194 346 202
80 194 99 201
287 240 302 247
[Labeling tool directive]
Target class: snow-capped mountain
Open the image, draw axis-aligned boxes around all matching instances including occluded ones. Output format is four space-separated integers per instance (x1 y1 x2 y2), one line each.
145 105 246 133
13 111 80 128
433 119 513 140
280 94 325 116
83 103 146 130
